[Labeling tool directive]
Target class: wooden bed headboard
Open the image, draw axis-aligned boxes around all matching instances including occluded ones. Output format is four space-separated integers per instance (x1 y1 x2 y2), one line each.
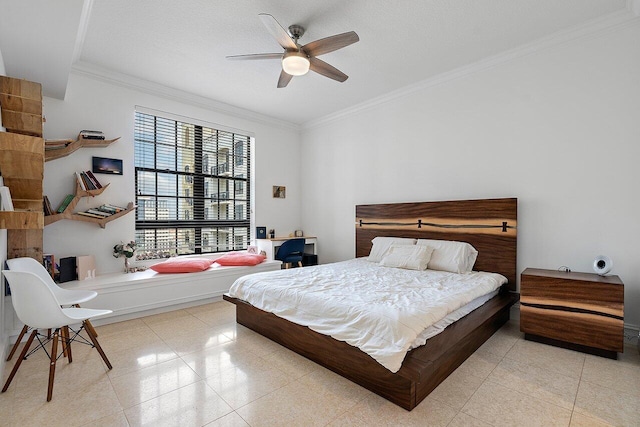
355 198 517 289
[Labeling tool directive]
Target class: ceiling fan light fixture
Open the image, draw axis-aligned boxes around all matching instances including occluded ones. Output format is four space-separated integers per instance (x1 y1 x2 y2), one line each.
282 51 310 76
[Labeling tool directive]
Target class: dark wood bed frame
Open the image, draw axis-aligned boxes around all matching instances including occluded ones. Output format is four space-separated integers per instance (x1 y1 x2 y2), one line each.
224 198 518 410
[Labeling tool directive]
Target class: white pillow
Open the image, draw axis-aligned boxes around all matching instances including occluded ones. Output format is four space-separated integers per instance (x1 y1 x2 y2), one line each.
380 244 434 271
367 237 416 262
416 239 478 273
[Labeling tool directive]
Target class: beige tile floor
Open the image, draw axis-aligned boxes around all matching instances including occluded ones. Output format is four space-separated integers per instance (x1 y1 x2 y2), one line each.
1 301 639 427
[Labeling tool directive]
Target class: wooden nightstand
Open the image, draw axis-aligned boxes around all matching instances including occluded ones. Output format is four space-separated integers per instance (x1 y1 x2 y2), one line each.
520 268 624 359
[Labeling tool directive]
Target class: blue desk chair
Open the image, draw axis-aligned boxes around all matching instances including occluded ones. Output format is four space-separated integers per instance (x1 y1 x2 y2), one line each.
275 238 305 268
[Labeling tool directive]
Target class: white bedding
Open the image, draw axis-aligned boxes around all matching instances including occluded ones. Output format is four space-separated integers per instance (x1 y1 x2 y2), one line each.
228 258 507 373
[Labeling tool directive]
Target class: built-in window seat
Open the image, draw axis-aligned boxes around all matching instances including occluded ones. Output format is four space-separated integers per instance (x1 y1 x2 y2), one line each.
54 259 282 326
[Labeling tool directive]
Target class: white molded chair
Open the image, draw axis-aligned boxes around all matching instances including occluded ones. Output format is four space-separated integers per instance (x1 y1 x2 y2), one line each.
1 270 112 401
5 257 99 361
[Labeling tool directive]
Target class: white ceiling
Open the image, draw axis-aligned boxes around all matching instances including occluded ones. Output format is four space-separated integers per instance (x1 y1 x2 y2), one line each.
0 0 635 126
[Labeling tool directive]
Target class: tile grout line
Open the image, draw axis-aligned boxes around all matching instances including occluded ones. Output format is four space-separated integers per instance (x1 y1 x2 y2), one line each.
454 339 512 425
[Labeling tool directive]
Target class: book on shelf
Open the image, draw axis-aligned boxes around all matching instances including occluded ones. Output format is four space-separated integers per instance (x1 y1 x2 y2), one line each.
79 130 105 140
43 254 56 279
76 211 105 219
43 195 54 216
102 203 126 212
45 138 74 144
44 145 70 151
80 171 97 190
75 171 86 191
94 205 117 214
76 255 96 281
86 208 111 217
56 194 74 213
94 205 115 214
85 170 103 189
44 139 73 149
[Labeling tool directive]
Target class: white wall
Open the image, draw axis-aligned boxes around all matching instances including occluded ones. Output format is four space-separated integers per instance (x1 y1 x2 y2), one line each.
43 72 302 273
0 44 5 75
301 23 640 327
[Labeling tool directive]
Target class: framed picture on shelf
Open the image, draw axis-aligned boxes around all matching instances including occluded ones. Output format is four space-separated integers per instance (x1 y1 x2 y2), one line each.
92 156 123 175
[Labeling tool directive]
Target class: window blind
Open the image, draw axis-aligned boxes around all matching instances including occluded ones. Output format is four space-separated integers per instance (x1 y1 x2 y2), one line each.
134 111 251 259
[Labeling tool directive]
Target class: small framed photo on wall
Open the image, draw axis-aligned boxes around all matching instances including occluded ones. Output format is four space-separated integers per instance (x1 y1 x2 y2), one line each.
92 156 123 175
273 186 286 198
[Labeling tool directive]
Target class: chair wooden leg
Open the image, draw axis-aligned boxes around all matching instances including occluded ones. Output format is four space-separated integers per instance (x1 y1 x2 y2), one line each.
84 319 98 338
60 326 68 358
62 326 72 363
6 324 29 361
47 329 59 401
2 330 37 393
84 320 112 370
75 305 98 337
297 261 303 267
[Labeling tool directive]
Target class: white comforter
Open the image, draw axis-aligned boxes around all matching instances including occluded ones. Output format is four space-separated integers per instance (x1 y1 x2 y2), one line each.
228 258 507 373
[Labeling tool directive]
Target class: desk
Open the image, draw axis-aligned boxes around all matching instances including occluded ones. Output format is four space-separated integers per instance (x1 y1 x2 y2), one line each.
256 237 317 261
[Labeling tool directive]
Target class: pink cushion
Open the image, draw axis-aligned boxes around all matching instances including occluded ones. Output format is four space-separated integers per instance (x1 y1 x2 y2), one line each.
150 258 215 273
214 252 266 266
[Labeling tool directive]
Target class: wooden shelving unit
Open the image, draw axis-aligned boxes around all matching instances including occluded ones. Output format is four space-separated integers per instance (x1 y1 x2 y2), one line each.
45 136 120 162
0 76 45 260
0 211 43 229
44 178 135 229
0 76 43 137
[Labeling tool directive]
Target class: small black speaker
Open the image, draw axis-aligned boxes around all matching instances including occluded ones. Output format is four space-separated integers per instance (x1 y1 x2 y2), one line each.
256 226 267 239
58 257 77 283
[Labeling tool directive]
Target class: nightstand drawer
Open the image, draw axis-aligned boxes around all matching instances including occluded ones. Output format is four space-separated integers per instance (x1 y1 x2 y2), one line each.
520 305 624 352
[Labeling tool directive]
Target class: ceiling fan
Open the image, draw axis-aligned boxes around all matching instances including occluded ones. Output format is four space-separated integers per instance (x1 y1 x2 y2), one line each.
227 13 359 88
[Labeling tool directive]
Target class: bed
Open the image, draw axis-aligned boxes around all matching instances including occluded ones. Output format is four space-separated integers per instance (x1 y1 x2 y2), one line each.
224 198 518 410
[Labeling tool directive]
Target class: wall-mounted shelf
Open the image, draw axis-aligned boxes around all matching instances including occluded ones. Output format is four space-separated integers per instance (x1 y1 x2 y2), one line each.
44 178 135 229
45 136 120 162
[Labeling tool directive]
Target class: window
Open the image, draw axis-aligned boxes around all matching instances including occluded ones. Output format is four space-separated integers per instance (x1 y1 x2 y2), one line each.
234 174 244 193
134 111 251 258
234 140 244 166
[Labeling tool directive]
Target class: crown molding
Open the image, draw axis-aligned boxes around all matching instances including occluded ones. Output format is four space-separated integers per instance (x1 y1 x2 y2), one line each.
303 8 639 131
70 61 301 132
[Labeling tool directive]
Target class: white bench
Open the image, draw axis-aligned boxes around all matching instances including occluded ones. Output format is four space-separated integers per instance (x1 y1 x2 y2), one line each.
58 260 282 325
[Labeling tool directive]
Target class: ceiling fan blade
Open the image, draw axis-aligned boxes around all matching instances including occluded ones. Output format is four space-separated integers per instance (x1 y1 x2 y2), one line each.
226 53 283 61
259 13 297 50
277 70 293 88
309 57 348 82
302 31 359 57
